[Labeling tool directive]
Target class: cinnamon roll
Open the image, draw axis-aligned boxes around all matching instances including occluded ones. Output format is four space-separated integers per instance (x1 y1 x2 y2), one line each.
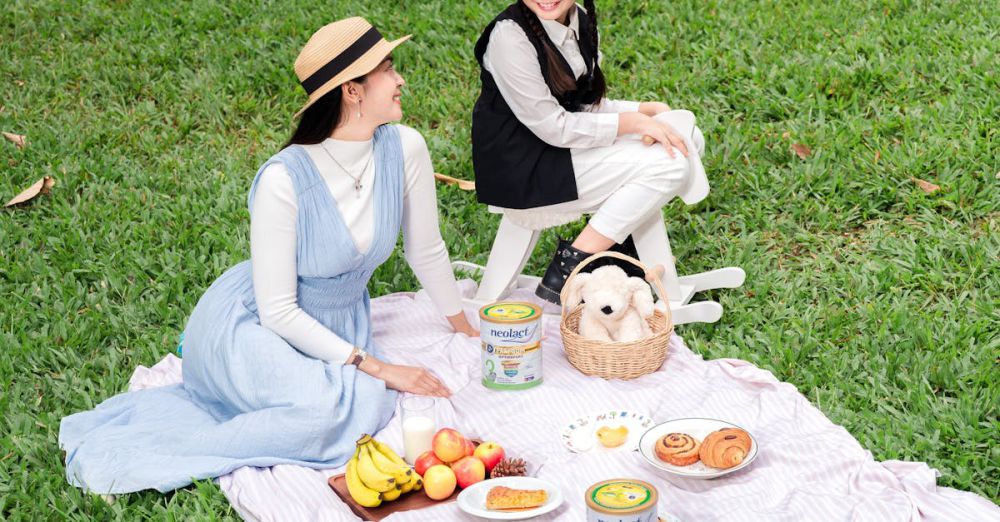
699 428 752 469
654 433 701 466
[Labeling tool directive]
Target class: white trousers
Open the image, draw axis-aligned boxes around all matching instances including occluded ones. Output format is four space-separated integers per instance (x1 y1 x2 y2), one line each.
504 112 706 243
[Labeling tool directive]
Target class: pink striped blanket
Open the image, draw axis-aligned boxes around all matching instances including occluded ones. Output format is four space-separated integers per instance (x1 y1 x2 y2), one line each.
128 283 999 521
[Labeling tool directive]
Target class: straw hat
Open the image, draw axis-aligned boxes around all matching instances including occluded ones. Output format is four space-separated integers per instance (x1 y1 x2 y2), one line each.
294 17 411 117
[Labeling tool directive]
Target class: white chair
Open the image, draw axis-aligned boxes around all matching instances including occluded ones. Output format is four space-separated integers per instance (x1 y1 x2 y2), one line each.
452 207 746 325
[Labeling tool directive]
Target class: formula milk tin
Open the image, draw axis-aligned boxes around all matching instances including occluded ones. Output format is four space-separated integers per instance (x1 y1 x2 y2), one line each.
585 479 659 522
479 301 543 390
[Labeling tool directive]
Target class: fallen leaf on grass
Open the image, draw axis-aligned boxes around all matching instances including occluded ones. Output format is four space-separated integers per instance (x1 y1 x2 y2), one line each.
3 132 26 149
433 172 475 191
5 176 56 207
781 131 791 139
911 177 940 194
791 143 812 159
874 150 881 163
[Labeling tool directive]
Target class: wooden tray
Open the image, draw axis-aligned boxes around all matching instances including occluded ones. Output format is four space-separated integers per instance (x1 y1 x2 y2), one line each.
328 474 457 521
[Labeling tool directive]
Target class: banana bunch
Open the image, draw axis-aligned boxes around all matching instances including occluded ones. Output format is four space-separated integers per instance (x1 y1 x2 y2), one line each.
345 434 423 507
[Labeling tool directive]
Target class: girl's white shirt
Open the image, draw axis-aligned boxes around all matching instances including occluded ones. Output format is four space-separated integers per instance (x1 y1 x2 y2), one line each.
482 8 641 149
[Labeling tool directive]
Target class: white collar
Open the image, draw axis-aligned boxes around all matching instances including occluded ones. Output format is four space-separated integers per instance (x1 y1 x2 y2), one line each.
539 5 579 46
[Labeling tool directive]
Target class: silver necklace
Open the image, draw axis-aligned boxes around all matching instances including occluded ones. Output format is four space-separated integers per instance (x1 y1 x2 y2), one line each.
321 142 373 197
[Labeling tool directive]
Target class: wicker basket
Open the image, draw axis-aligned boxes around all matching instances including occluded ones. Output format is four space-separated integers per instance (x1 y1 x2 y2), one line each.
560 251 673 380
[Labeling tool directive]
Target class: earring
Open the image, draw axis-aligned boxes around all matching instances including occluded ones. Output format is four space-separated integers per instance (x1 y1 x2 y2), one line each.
357 100 362 120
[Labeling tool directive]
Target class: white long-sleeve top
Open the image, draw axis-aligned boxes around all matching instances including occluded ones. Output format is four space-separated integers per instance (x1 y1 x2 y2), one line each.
249 125 462 363
482 7 641 149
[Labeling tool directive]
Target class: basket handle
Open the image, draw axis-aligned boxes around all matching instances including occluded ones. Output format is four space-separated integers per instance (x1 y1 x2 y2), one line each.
558 250 673 328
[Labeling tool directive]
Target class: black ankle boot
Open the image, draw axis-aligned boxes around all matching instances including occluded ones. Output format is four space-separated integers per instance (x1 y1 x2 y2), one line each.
611 235 639 259
590 235 645 279
535 239 593 305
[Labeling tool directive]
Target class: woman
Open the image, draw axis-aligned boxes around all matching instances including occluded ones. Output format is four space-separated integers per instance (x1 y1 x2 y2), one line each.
59 17 476 494
472 0 710 304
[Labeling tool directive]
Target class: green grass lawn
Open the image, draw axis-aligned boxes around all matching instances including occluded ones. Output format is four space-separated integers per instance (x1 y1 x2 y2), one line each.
1 0 997 519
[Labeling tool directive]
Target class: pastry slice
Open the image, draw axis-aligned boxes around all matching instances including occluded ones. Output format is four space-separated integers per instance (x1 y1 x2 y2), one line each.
485 486 548 511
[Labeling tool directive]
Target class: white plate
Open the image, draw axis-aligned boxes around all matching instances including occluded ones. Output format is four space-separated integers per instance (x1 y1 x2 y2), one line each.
560 410 655 453
457 477 564 520
638 418 758 479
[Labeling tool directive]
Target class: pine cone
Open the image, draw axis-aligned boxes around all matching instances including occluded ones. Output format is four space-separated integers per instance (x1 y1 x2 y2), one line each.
490 457 527 478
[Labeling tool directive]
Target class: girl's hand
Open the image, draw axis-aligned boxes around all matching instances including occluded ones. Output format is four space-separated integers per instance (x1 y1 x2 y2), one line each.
447 312 479 338
359 357 451 397
652 120 690 158
638 101 671 116
625 113 689 158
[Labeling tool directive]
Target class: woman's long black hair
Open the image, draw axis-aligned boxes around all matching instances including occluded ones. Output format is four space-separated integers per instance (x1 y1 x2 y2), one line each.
284 76 366 148
519 0 607 100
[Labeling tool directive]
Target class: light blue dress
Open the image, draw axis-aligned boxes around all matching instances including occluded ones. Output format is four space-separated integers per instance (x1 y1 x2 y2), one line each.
59 125 405 494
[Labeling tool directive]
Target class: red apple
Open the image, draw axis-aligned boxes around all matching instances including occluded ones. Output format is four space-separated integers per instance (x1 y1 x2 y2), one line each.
473 441 505 473
463 438 476 457
450 456 486 489
414 450 444 477
432 428 467 463
423 464 457 500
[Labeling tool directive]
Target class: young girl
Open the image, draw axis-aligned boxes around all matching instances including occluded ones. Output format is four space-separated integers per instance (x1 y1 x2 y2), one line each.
473 0 710 304
59 17 476 494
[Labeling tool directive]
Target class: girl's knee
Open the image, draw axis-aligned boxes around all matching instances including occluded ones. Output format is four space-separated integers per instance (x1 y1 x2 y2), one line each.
633 156 690 194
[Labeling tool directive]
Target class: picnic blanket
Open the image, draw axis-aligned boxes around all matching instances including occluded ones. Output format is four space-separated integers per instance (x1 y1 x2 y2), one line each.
127 281 1000 521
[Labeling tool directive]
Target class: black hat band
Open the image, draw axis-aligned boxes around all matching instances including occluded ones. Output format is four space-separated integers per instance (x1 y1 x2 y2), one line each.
301 26 383 94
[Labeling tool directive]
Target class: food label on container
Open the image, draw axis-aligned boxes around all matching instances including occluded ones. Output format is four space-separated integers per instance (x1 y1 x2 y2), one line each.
591 481 652 510
480 302 543 391
484 323 540 345
482 342 542 389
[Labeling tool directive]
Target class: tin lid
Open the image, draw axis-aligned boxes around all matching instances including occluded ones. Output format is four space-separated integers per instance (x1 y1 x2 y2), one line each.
479 301 541 324
585 479 658 515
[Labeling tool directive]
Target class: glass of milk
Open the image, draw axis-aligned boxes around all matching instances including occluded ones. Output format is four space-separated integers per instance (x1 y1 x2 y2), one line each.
400 396 436 464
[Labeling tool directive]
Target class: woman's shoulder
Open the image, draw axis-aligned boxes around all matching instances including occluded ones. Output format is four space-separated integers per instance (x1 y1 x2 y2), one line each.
255 145 323 196
260 145 313 175
391 124 429 158
387 125 433 189
256 149 295 183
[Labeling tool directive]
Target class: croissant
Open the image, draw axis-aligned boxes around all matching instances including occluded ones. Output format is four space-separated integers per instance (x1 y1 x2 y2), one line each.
699 428 752 469
654 433 701 466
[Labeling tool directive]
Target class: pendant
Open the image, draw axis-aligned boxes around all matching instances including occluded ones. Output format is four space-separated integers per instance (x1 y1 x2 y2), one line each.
355 178 362 196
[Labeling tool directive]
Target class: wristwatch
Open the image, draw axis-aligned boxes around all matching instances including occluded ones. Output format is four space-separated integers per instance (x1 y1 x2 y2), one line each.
348 347 368 366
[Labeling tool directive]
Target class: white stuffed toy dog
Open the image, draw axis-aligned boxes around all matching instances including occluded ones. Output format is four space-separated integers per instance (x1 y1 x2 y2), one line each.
563 265 655 342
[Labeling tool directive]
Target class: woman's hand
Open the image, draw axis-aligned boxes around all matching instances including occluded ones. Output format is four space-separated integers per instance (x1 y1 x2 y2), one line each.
638 101 671 116
447 312 479 338
621 113 689 158
359 356 451 397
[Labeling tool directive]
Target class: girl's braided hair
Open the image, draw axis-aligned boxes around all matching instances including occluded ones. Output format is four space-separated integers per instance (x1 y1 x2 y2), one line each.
581 0 607 101
518 0 607 102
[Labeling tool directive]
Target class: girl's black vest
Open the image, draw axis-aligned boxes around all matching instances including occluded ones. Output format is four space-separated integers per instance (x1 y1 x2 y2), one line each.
472 3 603 209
